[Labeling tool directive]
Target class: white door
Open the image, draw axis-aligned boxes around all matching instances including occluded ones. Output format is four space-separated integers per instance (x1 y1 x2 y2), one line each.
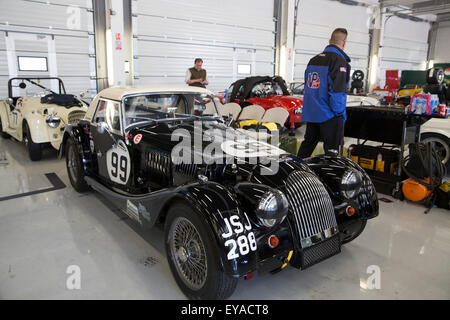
0 0 97 99
293 0 372 87
379 16 430 88
132 0 276 93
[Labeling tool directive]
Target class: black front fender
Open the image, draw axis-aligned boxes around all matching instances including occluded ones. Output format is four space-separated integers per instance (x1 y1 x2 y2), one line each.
173 183 258 277
304 155 379 221
58 124 84 159
143 182 259 278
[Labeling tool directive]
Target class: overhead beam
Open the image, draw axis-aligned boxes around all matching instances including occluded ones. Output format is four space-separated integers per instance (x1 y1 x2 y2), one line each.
381 0 429 7
410 4 450 15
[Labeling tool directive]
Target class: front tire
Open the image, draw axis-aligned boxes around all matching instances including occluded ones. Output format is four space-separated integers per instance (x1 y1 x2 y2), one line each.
23 122 42 161
165 203 238 300
65 138 90 192
341 219 367 244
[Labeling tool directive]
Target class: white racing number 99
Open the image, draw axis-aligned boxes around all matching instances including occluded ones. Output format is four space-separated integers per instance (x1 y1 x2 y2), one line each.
222 213 257 260
106 140 131 185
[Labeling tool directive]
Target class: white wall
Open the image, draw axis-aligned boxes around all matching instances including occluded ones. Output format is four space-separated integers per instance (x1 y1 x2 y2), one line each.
378 16 430 88
432 20 450 63
132 0 275 93
293 0 373 85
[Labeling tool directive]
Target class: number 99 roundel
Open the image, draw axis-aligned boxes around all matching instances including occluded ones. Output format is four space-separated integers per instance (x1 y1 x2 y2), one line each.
106 140 131 185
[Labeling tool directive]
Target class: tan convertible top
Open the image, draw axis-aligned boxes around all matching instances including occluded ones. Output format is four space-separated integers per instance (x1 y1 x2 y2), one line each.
97 85 213 101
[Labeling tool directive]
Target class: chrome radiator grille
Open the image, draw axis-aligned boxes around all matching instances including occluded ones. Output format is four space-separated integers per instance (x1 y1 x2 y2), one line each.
175 163 198 176
147 151 171 176
302 235 341 269
284 170 338 244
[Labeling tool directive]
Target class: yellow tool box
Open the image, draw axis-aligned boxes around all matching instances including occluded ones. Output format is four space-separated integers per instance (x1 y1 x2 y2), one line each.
349 144 400 175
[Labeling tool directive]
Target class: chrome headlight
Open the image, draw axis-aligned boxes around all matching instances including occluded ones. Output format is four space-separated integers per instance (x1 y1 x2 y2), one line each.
46 115 61 128
341 169 363 199
256 190 289 227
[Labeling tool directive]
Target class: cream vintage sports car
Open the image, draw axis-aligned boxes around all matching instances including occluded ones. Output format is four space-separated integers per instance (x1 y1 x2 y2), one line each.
421 117 450 168
0 77 88 161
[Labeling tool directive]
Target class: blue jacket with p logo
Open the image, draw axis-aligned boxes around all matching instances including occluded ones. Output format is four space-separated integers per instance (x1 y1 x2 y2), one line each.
302 45 351 123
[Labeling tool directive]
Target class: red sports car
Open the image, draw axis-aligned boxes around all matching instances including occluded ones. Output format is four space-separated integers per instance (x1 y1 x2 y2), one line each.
218 76 303 131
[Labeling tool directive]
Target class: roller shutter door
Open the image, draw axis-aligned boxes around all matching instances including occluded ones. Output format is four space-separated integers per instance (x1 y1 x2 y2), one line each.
132 0 276 93
293 0 371 86
379 16 430 88
0 0 96 98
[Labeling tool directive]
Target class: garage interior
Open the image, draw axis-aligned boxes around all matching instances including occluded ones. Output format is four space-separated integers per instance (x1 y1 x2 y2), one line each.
0 0 449 300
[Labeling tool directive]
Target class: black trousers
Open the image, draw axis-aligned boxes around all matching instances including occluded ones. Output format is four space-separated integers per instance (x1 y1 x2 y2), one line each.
297 116 344 158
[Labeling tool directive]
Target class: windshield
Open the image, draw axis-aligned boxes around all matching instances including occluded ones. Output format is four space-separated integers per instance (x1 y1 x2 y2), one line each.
8 78 65 99
251 81 284 98
123 93 221 128
290 82 304 95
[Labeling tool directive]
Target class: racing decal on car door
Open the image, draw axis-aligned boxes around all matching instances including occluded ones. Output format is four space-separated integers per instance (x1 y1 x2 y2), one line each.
106 140 131 185
221 213 257 260
221 139 287 158
133 134 143 145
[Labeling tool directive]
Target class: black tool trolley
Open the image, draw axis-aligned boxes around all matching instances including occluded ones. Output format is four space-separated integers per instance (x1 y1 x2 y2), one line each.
344 105 448 198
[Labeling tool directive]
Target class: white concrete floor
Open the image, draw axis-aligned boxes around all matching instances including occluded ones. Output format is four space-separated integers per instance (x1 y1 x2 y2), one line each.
0 136 449 300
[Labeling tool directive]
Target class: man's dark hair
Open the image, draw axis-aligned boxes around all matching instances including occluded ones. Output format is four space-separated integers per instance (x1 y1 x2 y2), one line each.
194 58 203 64
330 28 348 45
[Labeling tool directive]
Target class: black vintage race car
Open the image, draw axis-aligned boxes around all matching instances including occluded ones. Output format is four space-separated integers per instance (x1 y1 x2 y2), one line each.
61 85 379 300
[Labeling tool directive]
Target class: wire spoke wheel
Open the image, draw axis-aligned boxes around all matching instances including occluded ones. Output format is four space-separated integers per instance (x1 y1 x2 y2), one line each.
169 217 208 291
65 139 89 192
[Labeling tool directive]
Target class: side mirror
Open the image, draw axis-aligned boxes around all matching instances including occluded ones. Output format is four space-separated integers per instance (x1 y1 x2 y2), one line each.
167 107 177 118
97 121 109 134
6 98 14 106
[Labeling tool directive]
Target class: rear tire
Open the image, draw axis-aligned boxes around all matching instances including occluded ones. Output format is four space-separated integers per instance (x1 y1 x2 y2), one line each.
65 138 90 192
165 202 238 300
23 122 42 161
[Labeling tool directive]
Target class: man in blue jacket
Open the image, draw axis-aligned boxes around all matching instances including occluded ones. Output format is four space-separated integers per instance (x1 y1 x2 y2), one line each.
297 28 351 158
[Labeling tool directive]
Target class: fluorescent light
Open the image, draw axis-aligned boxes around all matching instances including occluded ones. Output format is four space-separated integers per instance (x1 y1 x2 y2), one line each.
370 54 378 86
106 29 114 87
